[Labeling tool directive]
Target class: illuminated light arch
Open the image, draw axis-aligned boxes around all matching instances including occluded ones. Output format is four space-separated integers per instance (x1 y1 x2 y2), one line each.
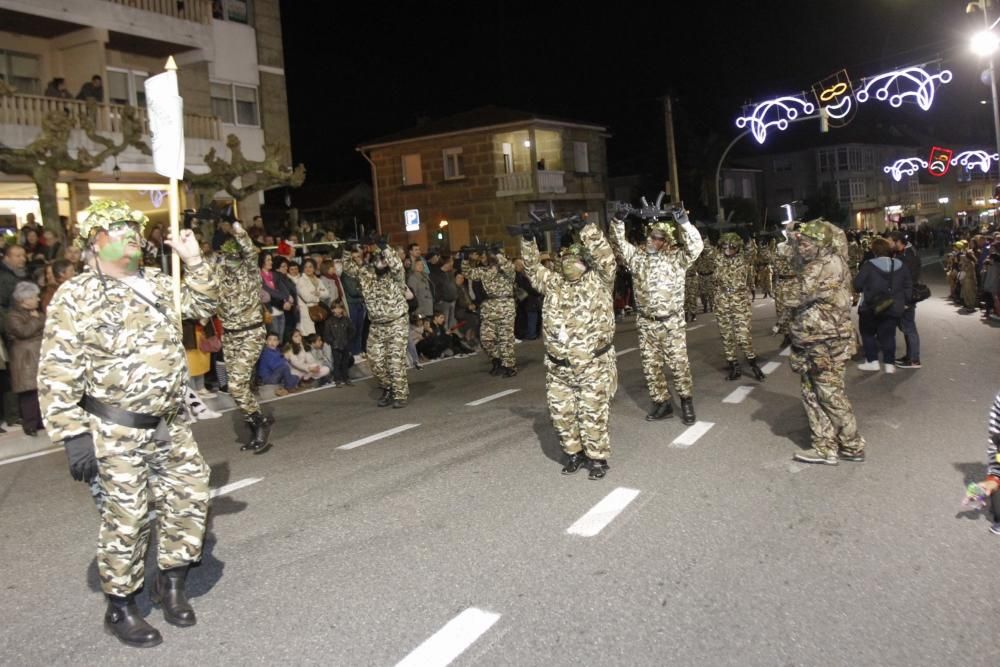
735 96 816 144
950 150 999 173
883 157 927 182
855 67 953 111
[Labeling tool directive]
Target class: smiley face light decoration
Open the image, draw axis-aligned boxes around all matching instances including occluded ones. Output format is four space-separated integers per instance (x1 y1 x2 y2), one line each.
811 70 856 128
927 146 954 177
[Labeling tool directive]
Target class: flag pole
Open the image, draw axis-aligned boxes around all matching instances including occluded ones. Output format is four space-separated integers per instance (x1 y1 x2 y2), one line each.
165 56 182 320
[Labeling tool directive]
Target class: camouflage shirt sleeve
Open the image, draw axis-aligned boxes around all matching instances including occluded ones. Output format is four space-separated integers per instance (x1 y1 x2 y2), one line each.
520 237 557 295
37 287 89 442
235 227 259 260
179 260 219 320
608 220 638 269
581 223 616 288
678 221 704 268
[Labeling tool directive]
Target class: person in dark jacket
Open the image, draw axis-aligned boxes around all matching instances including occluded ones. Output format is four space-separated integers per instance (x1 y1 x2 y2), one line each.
339 262 367 356
888 231 922 368
854 237 912 374
6 282 43 435
429 256 459 329
514 258 542 340
321 303 356 386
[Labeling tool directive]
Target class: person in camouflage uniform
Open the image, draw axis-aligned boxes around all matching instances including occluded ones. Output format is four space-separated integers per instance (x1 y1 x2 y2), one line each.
847 232 862 305
785 219 865 465
216 222 271 453
609 207 703 424
519 217 618 479
343 241 409 408
464 247 518 376
771 225 799 348
684 265 699 322
745 237 758 300
714 233 766 381
755 239 774 298
39 200 218 648
693 239 717 313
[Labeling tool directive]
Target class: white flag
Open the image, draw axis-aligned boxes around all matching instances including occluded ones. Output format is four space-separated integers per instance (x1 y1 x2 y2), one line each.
144 70 185 180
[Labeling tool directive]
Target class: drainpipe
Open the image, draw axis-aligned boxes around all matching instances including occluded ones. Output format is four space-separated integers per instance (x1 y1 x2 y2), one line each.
357 148 381 235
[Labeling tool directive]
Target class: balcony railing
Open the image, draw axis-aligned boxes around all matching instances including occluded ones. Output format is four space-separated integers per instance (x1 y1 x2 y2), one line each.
0 93 222 141
495 170 566 197
104 0 214 24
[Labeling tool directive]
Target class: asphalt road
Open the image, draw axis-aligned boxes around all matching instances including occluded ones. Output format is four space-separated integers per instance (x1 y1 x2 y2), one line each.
2 261 999 666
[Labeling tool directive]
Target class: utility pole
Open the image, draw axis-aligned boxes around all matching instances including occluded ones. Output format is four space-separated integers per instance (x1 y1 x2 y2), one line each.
663 95 682 204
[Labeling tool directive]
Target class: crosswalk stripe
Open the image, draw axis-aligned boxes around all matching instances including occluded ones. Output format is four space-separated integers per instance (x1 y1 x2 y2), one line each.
210 477 263 498
337 424 421 450
395 607 501 667
761 361 783 375
566 487 641 537
671 421 715 448
466 389 520 406
722 386 754 404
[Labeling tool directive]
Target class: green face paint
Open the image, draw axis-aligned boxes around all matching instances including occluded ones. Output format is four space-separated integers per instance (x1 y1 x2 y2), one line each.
98 232 142 272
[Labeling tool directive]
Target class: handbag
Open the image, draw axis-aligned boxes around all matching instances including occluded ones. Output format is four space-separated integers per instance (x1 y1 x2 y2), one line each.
198 320 222 353
911 282 931 303
308 303 330 323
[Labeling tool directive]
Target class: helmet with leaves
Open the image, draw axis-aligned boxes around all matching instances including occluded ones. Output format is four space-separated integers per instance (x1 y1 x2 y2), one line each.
797 220 835 247
719 232 743 250
219 238 242 258
646 220 677 240
77 200 148 243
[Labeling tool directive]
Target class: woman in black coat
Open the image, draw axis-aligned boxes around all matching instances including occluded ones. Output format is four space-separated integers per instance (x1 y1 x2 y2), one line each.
853 237 912 372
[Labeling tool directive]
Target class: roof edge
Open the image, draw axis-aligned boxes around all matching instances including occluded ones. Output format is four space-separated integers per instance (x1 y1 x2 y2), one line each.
357 118 609 152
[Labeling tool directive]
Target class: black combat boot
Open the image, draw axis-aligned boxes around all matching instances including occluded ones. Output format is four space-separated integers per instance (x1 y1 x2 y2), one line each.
392 398 408 409
241 412 273 454
104 594 162 648
489 358 502 376
780 334 792 349
747 357 766 382
561 451 586 475
502 366 517 377
680 397 696 425
646 401 674 421
150 565 196 627
588 458 610 480
726 360 742 381
377 388 393 407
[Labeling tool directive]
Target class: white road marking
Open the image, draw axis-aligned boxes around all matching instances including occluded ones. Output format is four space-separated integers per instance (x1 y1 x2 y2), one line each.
753 302 769 308
466 389 521 406
722 386 755 404
210 477 264 499
687 324 704 331
671 421 715 448
395 607 501 667
779 346 792 357
616 347 638 356
0 446 62 467
761 361 783 375
337 423 421 450
566 487 641 537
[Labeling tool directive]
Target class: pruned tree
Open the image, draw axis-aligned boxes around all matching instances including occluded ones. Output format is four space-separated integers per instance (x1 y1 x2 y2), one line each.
184 133 305 205
0 95 150 238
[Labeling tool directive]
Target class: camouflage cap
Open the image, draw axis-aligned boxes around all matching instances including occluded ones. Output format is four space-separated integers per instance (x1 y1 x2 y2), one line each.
797 219 834 246
78 200 148 241
647 220 676 239
719 232 743 248
560 243 593 265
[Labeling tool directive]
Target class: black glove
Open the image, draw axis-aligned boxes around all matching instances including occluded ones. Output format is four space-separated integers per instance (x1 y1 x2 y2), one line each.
614 205 633 222
670 206 690 225
567 215 588 231
64 433 98 482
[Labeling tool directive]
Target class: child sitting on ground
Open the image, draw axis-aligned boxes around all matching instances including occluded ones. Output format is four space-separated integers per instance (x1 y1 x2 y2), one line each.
257 332 300 396
284 329 331 386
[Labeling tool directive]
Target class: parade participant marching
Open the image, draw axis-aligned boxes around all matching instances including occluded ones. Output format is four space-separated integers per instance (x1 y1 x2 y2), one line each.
39 200 218 648
343 239 410 408
714 233 766 382
217 221 273 453
609 206 703 424
517 215 618 479
693 238 717 313
784 219 866 465
755 239 774 299
464 245 518 377
771 222 799 349
684 265 699 322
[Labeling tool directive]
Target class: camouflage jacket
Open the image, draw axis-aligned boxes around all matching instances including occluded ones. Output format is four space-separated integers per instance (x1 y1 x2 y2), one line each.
609 219 703 317
847 242 862 269
715 253 752 294
216 227 263 330
692 244 717 275
772 242 797 279
784 248 854 349
464 254 516 299
521 224 616 364
342 248 407 324
39 263 218 457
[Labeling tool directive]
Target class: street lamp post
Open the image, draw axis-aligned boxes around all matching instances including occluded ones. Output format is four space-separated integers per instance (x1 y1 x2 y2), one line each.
969 1 1000 161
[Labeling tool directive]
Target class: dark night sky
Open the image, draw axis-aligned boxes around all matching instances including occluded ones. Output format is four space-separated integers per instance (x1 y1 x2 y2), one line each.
278 0 997 185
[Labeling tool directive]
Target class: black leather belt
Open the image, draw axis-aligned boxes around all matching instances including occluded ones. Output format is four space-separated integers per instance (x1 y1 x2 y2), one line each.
223 321 264 334
698 272 714 276
373 312 408 325
547 342 613 367
777 274 796 279
79 394 178 430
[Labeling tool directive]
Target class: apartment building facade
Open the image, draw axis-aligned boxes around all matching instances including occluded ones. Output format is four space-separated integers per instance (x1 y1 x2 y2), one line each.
357 106 610 254
0 0 291 228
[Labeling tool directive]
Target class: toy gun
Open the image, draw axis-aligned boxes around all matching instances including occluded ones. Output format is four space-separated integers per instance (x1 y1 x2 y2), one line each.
507 205 587 239
614 192 688 224
459 240 503 256
962 482 990 511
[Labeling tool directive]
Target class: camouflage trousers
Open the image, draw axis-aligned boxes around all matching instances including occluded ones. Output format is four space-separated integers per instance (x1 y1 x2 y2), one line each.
95 424 210 597
222 324 266 416
791 347 865 457
755 266 773 294
773 280 796 335
684 275 699 317
545 350 617 460
368 316 409 400
637 313 693 402
698 275 715 312
715 291 756 361
479 297 516 368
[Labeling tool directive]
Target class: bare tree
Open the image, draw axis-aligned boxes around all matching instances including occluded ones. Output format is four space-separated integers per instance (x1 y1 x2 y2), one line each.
184 133 305 205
